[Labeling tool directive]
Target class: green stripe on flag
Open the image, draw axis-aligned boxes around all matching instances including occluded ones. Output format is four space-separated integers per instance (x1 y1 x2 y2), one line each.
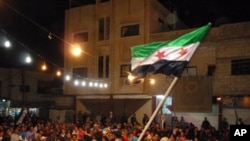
131 23 211 58
131 41 169 58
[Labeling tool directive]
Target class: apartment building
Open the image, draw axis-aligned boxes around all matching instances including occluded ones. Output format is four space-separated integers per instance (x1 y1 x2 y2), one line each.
63 0 250 127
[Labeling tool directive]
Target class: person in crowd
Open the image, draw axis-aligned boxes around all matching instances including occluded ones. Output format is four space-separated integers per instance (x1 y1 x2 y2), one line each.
151 132 160 141
172 116 179 129
168 134 176 141
129 129 141 141
120 113 128 125
64 132 72 141
121 129 129 141
2 128 12 141
101 136 109 141
143 129 153 141
0 113 236 141
236 118 244 125
130 114 138 126
71 134 78 141
83 128 92 141
42 125 51 138
40 136 47 141
71 125 79 138
220 117 229 131
26 126 36 141
0 130 4 141
162 125 172 138
93 130 103 141
57 129 66 141
160 136 168 141
186 122 195 141
142 114 149 127
18 126 27 141
10 127 20 141
179 116 187 131
77 126 85 140
33 129 43 141
178 131 187 141
201 117 211 130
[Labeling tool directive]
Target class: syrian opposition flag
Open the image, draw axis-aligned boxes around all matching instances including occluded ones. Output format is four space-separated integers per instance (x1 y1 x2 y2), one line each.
130 23 211 79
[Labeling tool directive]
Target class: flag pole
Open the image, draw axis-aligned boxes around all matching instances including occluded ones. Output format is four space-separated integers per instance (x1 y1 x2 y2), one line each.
138 77 179 141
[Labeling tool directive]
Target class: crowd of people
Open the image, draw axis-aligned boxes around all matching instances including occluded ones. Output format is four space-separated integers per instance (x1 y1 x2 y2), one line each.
0 112 233 141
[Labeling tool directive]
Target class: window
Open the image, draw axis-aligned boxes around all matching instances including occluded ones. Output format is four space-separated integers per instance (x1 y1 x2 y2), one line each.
99 17 110 40
73 67 87 79
105 56 109 77
73 31 88 42
100 0 109 3
182 66 197 76
120 64 131 77
20 85 30 93
98 56 104 78
207 65 216 76
98 55 109 78
231 58 250 75
121 24 139 37
37 81 51 94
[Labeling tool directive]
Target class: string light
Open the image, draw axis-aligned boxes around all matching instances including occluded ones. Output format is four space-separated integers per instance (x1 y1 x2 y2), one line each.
65 75 71 81
0 1 108 89
56 70 62 77
0 34 109 89
81 81 86 86
89 81 93 87
74 80 79 86
99 83 103 88
41 62 47 71
25 55 32 64
4 40 11 48
94 82 98 87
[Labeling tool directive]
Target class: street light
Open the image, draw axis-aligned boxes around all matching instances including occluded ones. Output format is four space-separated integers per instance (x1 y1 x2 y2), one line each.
71 44 82 57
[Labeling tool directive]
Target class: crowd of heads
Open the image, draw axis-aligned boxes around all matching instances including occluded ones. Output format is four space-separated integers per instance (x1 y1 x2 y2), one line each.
0 112 232 141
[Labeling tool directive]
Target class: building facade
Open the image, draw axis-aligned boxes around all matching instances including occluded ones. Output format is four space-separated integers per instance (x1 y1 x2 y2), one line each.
63 0 250 127
0 68 75 121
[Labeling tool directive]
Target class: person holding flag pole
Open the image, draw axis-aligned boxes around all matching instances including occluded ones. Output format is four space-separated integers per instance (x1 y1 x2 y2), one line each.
16 106 28 125
126 23 211 141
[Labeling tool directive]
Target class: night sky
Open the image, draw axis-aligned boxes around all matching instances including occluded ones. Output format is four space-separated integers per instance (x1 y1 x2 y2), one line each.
0 0 249 70
159 0 249 27
0 0 68 69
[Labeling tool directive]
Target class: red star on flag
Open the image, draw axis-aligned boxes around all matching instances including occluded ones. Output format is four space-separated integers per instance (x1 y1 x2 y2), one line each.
155 50 165 60
179 48 188 56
